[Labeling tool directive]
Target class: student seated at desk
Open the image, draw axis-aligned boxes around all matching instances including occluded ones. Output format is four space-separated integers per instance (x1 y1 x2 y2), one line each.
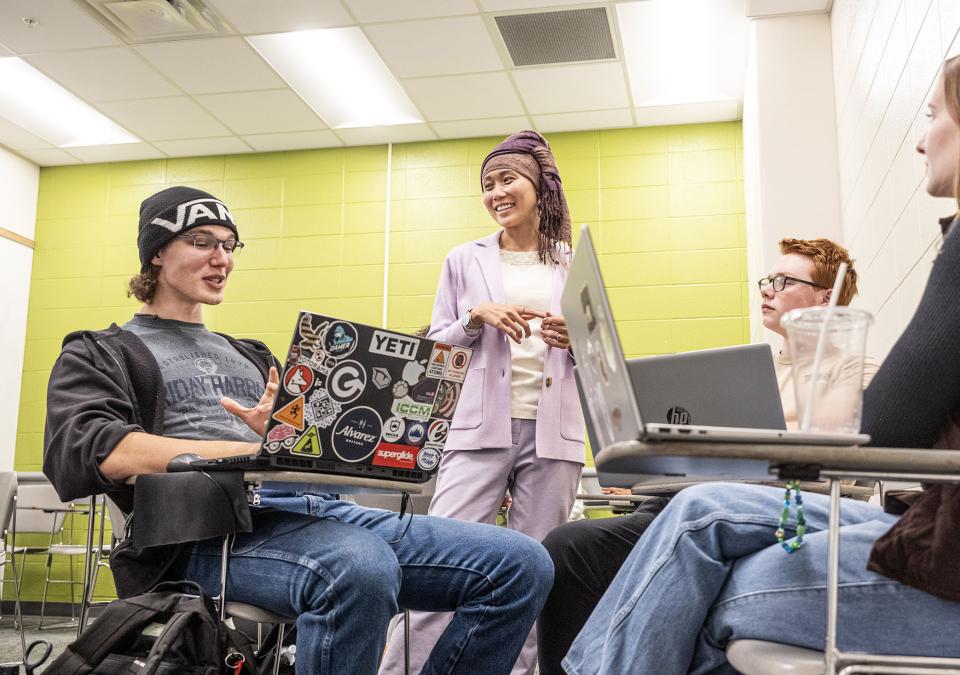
536 237 877 674
41 186 554 675
561 55 960 675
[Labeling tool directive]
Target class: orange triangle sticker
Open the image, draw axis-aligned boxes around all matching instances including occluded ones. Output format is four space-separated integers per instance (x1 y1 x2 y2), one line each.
272 396 305 431
433 351 445 364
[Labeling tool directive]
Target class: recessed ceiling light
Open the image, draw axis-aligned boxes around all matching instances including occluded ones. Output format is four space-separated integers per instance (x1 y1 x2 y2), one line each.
247 28 422 129
0 57 139 147
616 0 747 108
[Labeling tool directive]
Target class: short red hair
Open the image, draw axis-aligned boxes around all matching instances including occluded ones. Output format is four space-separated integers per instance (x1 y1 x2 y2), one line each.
778 238 858 305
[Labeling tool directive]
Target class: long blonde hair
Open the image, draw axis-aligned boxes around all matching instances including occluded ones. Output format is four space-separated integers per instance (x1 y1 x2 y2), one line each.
944 55 960 214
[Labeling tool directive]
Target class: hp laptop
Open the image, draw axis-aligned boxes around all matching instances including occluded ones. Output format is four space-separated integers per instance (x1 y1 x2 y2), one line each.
561 224 868 480
187 311 472 483
629 344 786 429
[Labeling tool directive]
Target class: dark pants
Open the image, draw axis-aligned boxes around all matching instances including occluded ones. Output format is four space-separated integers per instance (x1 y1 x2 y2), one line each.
537 497 671 675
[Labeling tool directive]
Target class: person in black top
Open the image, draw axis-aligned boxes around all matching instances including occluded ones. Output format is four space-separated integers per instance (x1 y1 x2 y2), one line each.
560 55 960 675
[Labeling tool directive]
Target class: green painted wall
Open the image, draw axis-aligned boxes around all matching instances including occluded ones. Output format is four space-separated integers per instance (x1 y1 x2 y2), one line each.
15 122 746 602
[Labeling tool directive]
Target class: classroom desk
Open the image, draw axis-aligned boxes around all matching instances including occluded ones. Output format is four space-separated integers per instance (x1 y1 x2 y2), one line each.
595 441 960 674
243 471 425 495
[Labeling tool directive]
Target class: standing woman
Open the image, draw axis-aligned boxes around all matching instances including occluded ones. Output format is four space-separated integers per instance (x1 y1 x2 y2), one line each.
380 131 585 675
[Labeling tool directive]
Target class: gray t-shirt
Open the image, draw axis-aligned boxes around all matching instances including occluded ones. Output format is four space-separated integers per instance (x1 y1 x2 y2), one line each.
124 315 264 443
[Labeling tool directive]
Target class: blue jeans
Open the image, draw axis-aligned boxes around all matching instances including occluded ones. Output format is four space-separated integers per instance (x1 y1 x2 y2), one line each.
563 482 960 675
183 491 553 675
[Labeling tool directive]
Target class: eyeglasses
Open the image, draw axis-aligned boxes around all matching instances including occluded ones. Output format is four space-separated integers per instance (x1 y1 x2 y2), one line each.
757 274 823 292
175 233 244 255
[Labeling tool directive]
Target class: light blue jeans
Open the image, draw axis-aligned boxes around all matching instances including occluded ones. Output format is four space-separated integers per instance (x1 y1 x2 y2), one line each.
563 482 960 675
183 491 554 675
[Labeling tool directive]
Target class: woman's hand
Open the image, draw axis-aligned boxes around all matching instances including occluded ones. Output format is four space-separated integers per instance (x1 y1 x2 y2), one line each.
221 366 279 436
541 312 570 350
470 303 545 344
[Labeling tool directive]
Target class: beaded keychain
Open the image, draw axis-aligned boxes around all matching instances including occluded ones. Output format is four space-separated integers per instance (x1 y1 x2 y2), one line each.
775 480 806 553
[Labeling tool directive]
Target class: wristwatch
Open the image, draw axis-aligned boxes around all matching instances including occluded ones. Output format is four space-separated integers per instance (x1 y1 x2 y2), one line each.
462 308 480 332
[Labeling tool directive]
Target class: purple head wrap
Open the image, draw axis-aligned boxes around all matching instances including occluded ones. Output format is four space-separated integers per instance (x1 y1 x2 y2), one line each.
481 130 572 262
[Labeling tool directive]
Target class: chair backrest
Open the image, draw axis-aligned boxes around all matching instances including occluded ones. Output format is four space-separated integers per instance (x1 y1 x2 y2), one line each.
15 481 73 536
0 472 16 538
105 496 129 543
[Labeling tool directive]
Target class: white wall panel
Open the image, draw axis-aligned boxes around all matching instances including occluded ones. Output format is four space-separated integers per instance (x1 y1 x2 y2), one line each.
743 13 842 344
831 0 957 362
0 147 37 471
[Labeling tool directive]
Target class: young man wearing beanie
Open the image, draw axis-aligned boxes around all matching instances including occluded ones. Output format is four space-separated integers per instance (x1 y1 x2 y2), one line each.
42 185 554 675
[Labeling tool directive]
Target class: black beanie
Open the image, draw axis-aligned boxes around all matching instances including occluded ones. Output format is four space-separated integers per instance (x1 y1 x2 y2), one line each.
137 186 239 270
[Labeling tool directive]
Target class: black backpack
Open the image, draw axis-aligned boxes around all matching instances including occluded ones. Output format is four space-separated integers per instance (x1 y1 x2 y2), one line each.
48 582 257 675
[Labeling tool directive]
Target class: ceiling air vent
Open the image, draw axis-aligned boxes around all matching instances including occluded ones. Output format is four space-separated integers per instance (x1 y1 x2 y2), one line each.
76 0 232 43
495 7 616 67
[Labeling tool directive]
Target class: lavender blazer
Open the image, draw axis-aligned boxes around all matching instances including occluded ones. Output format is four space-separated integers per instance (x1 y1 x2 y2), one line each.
428 231 586 464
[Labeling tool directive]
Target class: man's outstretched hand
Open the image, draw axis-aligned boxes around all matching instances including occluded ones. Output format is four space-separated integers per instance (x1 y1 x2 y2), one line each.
221 366 279 436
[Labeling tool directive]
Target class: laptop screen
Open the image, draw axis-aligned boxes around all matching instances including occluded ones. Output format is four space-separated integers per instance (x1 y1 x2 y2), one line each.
561 225 643 453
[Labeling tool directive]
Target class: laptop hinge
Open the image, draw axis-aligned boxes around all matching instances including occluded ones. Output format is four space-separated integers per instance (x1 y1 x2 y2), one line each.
774 464 821 481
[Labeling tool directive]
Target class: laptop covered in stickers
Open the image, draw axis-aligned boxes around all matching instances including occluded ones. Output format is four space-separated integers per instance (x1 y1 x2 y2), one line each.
184 310 473 483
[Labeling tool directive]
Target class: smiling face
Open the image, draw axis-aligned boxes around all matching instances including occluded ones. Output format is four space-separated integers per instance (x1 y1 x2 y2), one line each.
917 73 960 199
760 253 828 336
481 168 539 234
151 224 235 311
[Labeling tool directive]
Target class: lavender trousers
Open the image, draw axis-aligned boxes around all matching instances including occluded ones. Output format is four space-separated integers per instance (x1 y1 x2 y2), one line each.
379 418 582 675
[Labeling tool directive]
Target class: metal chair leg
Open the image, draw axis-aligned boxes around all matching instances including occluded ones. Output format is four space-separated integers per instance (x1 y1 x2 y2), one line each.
14 548 26 630
78 495 98 635
272 624 286 675
218 534 231 621
37 551 53 630
404 608 410 675
68 550 77 623
8 537 25 661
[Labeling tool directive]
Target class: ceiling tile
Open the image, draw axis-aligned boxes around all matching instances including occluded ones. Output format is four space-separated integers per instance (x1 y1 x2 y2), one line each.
15 148 80 166
335 124 437 145
135 38 284 94
432 116 532 139
154 137 253 157
205 0 353 34
533 108 632 133
243 130 343 152
24 47 180 102
0 42 12 57
365 16 503 78
476 0 590 10
634 101 740 126
404 72 525 121
196 89 326 135
0 0 121 53
67 142 165 163
344 0 477 23
98 97 232 141
513 62 629 114
0 116 53 150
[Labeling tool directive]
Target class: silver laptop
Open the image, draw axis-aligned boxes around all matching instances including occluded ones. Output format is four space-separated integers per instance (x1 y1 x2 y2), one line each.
562 224 869 471
629 344 786 430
